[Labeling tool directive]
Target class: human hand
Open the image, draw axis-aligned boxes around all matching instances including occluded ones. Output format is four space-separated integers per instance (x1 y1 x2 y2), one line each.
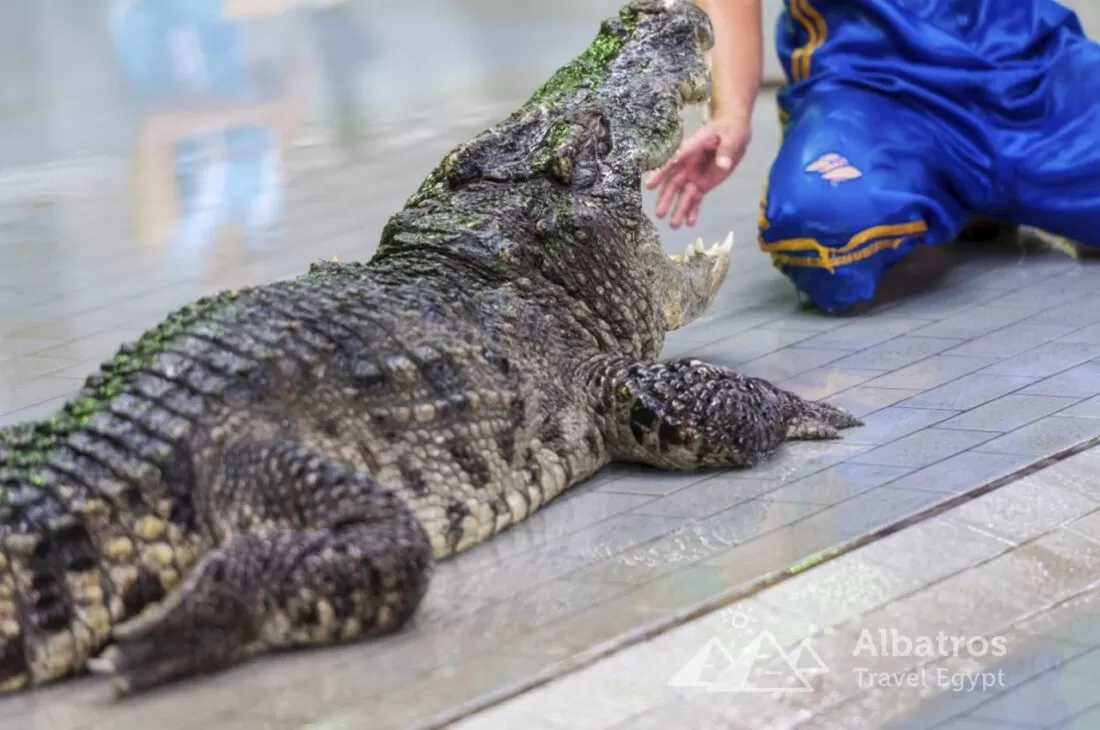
645 113 751 228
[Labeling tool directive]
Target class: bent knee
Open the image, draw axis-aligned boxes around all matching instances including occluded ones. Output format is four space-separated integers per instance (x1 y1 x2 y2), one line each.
758 178 933 313
761 165 927 242
760 179 929 267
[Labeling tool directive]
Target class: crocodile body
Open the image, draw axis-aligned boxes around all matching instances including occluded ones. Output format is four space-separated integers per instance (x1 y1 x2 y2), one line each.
0 0 859 695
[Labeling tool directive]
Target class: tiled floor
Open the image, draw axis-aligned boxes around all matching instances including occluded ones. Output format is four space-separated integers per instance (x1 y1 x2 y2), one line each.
5 2 1100 729
443 449 1100 730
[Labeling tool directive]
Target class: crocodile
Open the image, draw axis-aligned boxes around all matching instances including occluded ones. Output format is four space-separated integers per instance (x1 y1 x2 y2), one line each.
0 0 860 697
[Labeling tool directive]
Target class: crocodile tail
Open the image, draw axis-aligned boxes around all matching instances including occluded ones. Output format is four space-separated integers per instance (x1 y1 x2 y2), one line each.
0 423 109 692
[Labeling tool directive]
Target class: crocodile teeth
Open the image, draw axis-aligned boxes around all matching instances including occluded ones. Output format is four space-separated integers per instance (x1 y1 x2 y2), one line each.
668 233 734 263
669 241 702 263
707 232 734 256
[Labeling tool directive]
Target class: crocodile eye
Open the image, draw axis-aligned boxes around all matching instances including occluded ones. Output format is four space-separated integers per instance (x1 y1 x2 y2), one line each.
546 111 611 189
596 115 612 157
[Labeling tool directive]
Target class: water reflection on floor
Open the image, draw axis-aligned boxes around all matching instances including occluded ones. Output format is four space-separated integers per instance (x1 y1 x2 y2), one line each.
0 0 629 272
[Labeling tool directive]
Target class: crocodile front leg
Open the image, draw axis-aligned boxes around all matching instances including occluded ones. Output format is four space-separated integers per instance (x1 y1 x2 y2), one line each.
89 441 432 694
600 358 862 471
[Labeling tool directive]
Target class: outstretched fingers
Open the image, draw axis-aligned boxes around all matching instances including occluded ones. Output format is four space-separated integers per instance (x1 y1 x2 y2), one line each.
670 182 701 228
646 125 720 191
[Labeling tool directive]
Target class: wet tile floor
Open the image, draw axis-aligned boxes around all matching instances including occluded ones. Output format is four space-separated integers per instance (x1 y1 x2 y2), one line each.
448 447 1100 730
5 1 1100 728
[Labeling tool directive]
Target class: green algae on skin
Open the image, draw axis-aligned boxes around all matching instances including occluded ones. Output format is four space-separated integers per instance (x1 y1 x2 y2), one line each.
398 144 468 213
401 9 639 212
0 292 243 502
526 10 638 107
546 121 574 151
534 120 576 168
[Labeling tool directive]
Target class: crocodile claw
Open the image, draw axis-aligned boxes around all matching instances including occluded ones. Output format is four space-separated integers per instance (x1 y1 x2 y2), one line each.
87 553 256 696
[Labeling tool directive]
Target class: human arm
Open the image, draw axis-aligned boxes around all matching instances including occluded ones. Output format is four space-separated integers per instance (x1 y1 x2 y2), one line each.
702 0 763 129
647 0 763 228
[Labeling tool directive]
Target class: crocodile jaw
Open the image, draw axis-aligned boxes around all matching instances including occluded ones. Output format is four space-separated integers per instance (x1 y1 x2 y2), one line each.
644 232 735 330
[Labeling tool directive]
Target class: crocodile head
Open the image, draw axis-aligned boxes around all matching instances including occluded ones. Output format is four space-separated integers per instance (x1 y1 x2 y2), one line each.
379 0 730 355
525 0 715 176
538 0 734 337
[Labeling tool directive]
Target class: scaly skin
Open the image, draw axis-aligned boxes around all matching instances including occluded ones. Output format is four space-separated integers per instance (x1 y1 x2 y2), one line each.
0 0 860 696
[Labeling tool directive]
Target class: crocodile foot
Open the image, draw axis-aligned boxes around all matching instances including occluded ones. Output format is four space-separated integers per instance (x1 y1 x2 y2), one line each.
88 441 433 695
88 542 258 695
604 356 862 470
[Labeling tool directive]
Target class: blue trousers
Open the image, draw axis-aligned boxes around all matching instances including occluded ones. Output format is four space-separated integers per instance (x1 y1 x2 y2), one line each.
759 0 1100 312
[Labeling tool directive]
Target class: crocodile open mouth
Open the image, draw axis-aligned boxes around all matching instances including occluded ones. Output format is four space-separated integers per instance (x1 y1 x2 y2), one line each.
644 40 733 320
668 231 735 262
657 53 732 264
640 40 713 174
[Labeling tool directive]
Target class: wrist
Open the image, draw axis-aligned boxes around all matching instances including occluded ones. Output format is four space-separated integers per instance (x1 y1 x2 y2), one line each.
711 100 753 128
709 83 757 121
